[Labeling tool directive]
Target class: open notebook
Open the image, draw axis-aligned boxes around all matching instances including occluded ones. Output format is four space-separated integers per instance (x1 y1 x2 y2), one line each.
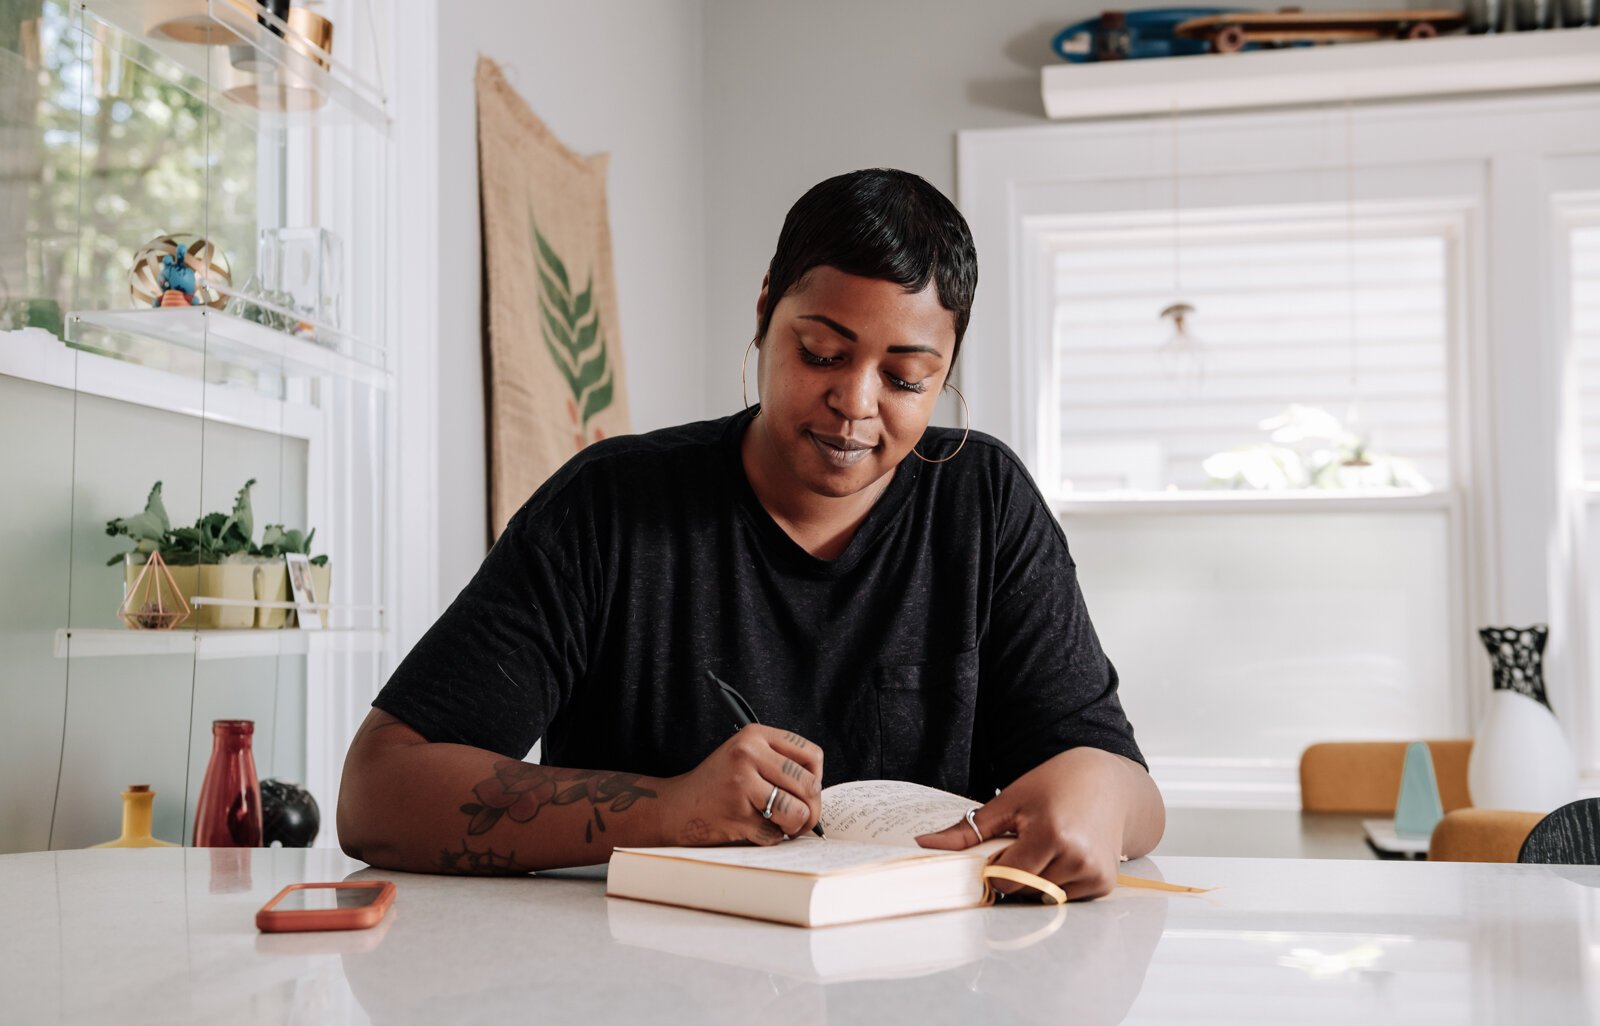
607 780 1033 928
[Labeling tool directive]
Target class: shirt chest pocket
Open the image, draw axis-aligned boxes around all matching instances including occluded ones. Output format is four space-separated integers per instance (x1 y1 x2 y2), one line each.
873 648 980 791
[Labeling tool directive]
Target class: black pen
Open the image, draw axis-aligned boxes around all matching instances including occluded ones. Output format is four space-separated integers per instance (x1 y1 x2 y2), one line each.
707 670 827 838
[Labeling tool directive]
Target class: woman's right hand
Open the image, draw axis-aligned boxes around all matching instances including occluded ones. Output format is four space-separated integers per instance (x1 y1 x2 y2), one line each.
656 725 825 845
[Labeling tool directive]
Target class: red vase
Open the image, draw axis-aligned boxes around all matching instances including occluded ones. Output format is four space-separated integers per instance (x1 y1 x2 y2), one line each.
193 720 262 847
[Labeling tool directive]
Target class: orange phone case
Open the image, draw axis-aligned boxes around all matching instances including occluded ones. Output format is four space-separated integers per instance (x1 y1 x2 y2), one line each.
255 881 396 933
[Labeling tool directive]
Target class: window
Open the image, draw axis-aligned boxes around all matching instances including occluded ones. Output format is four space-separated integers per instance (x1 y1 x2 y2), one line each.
1052 212 1453 494
961 93 1600 805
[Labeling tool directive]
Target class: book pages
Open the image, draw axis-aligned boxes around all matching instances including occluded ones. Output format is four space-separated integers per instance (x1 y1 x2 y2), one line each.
822 780 982 845
616 838 955 876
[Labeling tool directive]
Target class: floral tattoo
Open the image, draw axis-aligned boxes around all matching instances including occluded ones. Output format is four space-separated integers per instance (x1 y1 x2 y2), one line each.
460 761 658 844
437 841 537 876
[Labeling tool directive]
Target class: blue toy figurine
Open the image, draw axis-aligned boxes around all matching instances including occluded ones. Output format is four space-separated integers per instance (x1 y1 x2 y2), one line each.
130 234 230 310
154 252 201 307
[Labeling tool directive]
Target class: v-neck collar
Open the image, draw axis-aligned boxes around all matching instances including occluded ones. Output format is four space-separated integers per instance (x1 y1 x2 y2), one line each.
721 407 919 578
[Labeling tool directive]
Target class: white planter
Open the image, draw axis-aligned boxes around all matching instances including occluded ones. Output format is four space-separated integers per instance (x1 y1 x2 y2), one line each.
255 563 289 629
1467 690 1578 813
310 564 332 628
196 564 256 629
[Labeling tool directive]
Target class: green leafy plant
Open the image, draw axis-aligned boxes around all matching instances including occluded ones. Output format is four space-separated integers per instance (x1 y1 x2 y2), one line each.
104 481 170 566
160 477 256 564
107 478 327 567
200 477 257 561
256 524 328 567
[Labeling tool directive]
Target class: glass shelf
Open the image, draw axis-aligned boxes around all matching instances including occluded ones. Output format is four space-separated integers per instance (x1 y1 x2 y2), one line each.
3 0 392 853
68 306 390 390
1 326 322 437
82 0 389 131
54 627 385 661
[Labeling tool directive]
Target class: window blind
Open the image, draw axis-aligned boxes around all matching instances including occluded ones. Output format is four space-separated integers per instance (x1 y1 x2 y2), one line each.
1052 224 1453 493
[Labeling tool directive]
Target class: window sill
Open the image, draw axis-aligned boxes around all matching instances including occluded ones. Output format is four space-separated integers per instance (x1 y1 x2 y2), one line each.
1051 488 1453 516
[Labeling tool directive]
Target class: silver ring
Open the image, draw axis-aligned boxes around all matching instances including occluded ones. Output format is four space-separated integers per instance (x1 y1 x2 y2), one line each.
762 785 779 820
965 807 983 844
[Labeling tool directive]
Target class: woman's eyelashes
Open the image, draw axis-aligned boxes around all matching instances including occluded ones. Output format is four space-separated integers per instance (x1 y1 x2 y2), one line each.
795 342 838 367
794 343 930 394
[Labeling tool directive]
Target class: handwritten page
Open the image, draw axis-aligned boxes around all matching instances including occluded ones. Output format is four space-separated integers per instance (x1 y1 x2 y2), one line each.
822 780 983 846
616 838 954 875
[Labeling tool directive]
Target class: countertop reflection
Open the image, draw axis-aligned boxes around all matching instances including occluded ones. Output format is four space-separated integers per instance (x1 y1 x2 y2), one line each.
1 847 1595 1024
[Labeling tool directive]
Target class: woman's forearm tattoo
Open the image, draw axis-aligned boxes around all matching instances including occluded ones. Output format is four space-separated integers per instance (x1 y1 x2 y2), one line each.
437 841 537 875
459 761 658 845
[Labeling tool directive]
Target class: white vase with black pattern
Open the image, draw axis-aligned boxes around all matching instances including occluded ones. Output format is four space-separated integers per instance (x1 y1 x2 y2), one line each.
1467 625 1578 813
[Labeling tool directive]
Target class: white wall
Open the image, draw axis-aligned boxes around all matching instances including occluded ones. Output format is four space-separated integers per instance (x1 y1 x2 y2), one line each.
698 0 1393 427
433 0 707 603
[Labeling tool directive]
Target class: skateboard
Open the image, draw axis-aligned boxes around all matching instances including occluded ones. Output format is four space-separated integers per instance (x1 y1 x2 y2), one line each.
1174 9 1467 52
1052 8 1265 63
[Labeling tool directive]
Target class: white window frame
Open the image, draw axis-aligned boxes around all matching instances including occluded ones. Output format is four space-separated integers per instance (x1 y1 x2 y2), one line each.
302 0 449 845
1553 189 1600 788
959 89 1600 799
304 0 444 847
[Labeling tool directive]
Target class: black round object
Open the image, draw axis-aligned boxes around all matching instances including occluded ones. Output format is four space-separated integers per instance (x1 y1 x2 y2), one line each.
260 778 320 848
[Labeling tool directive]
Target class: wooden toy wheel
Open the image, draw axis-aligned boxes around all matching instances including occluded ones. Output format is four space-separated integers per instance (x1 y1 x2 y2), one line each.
1212 23 1247 53
1400 21 1438 39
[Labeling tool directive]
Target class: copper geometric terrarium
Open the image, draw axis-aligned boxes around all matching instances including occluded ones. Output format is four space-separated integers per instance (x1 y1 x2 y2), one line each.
117 551 191 630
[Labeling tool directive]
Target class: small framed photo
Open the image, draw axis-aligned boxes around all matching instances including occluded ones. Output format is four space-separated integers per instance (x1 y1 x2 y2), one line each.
283 553 323 630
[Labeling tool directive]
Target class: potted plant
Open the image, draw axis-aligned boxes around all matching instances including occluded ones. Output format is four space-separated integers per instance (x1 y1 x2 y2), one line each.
108 479 274 629
154 479 258 629
253 524 330 628
108 481 199 629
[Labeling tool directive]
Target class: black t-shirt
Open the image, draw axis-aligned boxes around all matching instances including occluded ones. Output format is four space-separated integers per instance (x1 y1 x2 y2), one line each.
374 409 1144 800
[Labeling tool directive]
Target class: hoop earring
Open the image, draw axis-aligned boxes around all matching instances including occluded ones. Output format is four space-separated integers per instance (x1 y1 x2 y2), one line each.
741 338 760 417
914 384 970 464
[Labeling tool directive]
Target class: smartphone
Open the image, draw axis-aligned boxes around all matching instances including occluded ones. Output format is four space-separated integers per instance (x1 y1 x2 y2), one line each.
256 881 396 933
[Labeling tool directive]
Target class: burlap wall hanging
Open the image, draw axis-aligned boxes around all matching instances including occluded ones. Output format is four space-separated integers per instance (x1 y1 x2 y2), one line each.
476 56 631 542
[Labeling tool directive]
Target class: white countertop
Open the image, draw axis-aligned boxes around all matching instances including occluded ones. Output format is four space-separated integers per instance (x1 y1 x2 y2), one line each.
2 846 1595 1025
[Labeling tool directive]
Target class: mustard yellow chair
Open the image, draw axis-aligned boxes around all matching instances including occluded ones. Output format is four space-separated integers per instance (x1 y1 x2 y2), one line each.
1299 740 1474 815
1428 809 1544 863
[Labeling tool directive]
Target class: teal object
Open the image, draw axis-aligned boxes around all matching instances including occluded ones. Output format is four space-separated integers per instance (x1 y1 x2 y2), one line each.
1394 741 1445 840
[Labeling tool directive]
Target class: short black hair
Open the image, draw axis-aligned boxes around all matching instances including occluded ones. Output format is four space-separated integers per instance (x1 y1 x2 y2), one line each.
758 169 978 364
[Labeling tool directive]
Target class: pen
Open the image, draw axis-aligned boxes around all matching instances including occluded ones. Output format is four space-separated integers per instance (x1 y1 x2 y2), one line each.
707 670 827 838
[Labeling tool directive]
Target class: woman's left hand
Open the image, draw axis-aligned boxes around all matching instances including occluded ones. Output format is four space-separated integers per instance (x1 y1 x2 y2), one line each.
914 747 1162 901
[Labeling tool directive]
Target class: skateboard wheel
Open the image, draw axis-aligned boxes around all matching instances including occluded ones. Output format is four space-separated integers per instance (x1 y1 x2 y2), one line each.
1401 20 1439 38
1212 24 1246 53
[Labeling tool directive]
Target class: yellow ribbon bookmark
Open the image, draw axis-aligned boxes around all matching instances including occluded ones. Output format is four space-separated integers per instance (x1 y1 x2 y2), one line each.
1116 873 1210 894
983 864 1068 904
982 865 1210 903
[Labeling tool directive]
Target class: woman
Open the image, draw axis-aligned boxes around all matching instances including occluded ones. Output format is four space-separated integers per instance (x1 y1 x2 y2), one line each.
338 169 1163 898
